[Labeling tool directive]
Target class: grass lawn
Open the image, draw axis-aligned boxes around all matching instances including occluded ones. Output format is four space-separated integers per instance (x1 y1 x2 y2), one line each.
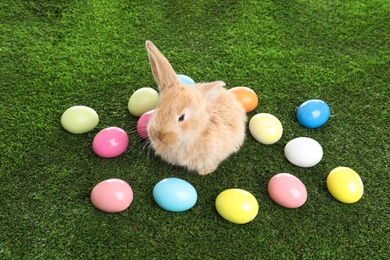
1 0 389 258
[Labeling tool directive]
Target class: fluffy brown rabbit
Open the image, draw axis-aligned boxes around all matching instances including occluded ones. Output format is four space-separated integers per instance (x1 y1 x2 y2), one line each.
145 40 247 175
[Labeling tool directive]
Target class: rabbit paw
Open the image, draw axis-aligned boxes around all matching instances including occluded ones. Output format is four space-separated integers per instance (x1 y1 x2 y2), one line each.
198 167 217 175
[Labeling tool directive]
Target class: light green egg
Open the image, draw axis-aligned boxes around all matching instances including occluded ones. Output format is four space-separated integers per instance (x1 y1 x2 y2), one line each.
128 87 159 117
61 106 99 134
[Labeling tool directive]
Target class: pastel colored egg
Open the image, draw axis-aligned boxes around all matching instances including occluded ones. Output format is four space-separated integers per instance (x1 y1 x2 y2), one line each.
327 167 363 203
215 189 258 224
92 127 129 158
249 113 283 144
136 110 155 139
297 99 330 128
229 86 259 113
61 105 99 134
91 178 134 213
153 178 197 212
177 74 195 85
284 137 323 167
128 87 159 117
268 173 307 208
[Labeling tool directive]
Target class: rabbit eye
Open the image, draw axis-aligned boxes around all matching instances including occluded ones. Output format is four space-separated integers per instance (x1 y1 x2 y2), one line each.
178 114 185 122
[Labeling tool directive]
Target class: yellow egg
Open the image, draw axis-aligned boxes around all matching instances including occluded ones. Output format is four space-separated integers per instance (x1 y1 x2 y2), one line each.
215 189 258 224
249 113 283 144
327 167 364 203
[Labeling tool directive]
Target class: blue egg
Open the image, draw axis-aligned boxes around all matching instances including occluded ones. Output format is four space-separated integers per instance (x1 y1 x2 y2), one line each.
177 74 196 85
153 178 197 212
297 99 330 128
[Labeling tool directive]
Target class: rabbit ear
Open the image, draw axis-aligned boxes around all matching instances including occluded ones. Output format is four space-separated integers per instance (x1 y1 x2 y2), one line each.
146 40 180 91
200 81 225 101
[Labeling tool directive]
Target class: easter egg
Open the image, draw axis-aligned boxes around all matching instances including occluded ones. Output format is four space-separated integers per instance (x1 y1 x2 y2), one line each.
91 178 134 213
284 137 323 167
61 105 99 134
249 113 283 144
153 178 197 212
128 87 158 117
92 127 129 158
137 110 155 139
327 167 363 203
177 74 195 85
229 86 258 113
215 189 258 224
297 99 330 128
268 173 307 208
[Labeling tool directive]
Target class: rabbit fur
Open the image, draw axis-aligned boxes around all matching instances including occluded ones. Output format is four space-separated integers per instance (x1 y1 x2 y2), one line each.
145 40 247 175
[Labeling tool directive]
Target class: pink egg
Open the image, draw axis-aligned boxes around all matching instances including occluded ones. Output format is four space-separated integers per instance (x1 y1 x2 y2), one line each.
137 110 154 139
91 178 134 213
92 127 129 158
268 173 307 208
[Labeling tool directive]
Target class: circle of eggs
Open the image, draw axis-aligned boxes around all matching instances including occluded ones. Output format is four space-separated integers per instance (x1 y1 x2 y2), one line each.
215 189 259 224
177 74 195 85
153 178 197 212
327 167 364 203
92 127 129 158
297 99 330 128
128 87 159 117
249 113 283 144
284 137 323 167
229 86 259 113
268 173 307 208
137 110 155 139
91 178 134 213
61 105 99 134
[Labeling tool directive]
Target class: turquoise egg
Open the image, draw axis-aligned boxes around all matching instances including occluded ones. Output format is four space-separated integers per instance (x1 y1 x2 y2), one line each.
153 178 197 212
177 74 195 85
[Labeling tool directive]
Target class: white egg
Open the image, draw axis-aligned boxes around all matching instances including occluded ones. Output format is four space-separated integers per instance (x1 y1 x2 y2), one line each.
284 137 323 167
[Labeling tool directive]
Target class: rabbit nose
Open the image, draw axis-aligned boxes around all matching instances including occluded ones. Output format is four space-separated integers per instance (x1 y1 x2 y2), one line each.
154 131 162 141
149 128 164 142
160 132 177 145
149 127 177 145
148 128 159 141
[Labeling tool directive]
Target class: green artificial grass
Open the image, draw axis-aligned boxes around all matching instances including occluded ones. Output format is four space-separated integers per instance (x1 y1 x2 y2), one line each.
1 0 389 258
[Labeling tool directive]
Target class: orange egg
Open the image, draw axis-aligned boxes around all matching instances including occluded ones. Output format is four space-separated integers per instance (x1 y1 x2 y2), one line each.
229 87 259 113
